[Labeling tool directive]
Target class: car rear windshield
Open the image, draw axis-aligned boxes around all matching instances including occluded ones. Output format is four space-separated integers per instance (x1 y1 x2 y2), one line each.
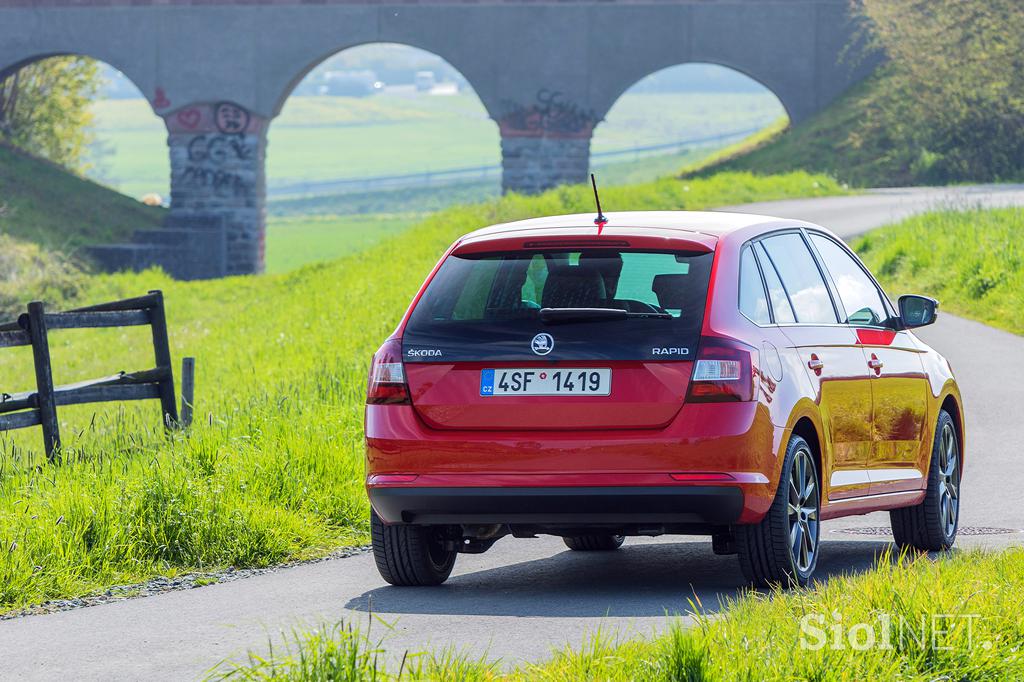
404 249 714 362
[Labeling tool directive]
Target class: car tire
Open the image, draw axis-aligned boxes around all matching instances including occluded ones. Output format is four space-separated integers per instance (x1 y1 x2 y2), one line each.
735 434 820 588
563 534 625 551
370 510 457 586
890 410 960 552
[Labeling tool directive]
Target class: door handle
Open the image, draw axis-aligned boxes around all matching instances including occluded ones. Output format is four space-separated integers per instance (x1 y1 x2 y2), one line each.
807 355 824 372
868 355 884 372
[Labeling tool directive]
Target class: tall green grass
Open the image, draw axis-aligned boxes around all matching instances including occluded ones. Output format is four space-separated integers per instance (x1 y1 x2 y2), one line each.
0 171 845 610
854 207 1024 335
215 548 1024 680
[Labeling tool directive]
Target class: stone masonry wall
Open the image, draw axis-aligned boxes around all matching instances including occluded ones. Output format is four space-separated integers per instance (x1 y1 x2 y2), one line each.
498 88 596 195
166 101 267 276
501 136 591 195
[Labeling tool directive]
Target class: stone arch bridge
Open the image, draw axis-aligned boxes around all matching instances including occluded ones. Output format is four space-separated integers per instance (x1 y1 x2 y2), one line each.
0 0 874 278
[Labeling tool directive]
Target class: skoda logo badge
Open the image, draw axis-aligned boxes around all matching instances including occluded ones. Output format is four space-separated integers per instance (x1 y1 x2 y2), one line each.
531 333 554 356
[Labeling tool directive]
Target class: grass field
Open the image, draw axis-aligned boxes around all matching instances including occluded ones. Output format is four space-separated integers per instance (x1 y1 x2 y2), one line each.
854 206 1024 336
216 547 1024 680
0 171 843 611
265 213 422 273
264 141 728 219
88 91 783 199
261 123 788 272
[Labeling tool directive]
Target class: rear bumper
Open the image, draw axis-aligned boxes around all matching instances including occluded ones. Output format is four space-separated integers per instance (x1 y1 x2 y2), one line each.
369 485 745 525
365 402 785 524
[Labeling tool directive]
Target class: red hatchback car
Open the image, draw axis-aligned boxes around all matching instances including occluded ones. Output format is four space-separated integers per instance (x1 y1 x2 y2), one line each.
365 212 964 587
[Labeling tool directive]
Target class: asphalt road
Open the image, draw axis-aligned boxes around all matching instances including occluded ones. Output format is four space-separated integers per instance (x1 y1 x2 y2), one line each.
3 185 1024 680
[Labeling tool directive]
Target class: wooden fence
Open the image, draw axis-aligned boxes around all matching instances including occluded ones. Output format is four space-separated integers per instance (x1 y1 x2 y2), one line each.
0 290 194 462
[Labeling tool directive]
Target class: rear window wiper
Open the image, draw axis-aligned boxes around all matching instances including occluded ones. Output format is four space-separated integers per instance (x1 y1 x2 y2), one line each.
539 307 673 324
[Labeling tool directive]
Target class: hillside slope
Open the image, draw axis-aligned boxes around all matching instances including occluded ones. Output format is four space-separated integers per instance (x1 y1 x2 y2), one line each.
685 75 900 187
0 142 163 251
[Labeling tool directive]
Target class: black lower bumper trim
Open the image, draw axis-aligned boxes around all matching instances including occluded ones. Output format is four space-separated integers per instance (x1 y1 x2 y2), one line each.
369 485 744 525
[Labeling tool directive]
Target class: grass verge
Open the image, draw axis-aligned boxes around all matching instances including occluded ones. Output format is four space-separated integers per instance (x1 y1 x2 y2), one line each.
214 547 1024 680
0 171 846 611
854 207 1024 336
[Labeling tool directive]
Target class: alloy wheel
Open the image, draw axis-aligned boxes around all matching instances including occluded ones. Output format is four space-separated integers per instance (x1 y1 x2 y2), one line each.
938 422 960 539
787 447 819 574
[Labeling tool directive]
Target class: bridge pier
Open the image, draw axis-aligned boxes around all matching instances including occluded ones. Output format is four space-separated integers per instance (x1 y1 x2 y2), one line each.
164 101 267 278
498 92 597 195
500 132 592 196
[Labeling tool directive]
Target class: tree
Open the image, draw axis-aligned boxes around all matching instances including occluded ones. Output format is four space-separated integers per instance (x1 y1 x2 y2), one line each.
855 0 1024 183
0 56 100 173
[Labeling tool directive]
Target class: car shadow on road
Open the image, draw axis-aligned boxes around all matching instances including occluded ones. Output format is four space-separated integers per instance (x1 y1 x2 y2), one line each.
345 538 895 618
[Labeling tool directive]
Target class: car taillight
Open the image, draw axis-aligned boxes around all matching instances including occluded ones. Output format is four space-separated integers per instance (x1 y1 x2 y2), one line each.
367 338 410 405
686 336 759 402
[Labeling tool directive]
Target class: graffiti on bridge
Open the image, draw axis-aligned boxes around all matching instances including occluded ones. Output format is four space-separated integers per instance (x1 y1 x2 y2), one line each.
171 102 259 200
499 89 597 138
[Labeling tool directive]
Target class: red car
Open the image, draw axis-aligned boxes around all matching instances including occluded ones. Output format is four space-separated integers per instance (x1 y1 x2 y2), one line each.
365 212 963 587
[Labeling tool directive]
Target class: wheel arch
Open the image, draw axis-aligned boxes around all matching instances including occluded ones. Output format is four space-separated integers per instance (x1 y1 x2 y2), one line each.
782 399 826 493
939 390 965 470
790 415 823 491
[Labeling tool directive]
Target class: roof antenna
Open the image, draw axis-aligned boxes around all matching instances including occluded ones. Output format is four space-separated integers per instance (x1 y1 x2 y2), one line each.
591 173 608 234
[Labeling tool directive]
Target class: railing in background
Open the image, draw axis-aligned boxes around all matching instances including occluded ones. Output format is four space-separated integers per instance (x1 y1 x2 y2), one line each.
0 290 195 462
268 124 770 199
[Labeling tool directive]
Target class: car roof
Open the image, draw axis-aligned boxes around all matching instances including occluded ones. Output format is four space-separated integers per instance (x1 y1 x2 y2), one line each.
459 211 794 245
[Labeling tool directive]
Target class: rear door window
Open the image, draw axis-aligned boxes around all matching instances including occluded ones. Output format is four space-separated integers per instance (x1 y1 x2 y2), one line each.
760 233 838 324
809 234 890 327
754 242 797 323
739 246 771 324
405 248 714 361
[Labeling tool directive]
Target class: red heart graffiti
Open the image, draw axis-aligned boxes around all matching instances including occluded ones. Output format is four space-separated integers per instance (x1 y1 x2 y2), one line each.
176 108 202 129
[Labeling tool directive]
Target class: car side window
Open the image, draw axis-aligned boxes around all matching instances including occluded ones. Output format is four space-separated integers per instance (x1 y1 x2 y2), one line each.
809 234 889 327
760 233 838 324
739 246 771 324
754 243 796 324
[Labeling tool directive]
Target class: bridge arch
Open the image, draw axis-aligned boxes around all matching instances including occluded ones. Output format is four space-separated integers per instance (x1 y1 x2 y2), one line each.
1 54 165 192
1 51 158 116
0 32 161 115
593 57 806 130
590 62 788 173
593 61 792 135
268 40 501 123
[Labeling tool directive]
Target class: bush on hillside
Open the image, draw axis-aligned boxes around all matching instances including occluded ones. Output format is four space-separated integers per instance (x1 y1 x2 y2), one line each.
855 1 1024 184
0 234 86 318
700 2 1024 187
0 57 100 173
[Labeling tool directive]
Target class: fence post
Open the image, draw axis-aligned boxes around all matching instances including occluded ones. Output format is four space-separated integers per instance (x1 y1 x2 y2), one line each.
25 301 60 462
180 356 195 429
148 290 179 428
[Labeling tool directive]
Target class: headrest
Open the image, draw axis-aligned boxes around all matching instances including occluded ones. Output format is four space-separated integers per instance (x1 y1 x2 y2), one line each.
542 267 607 309
579 252 623 298
651 274 690 310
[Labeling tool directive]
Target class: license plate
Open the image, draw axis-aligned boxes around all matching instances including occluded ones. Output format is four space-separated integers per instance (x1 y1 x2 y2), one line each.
480 368 611 396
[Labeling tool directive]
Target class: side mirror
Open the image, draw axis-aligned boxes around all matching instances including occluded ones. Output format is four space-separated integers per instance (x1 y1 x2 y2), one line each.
898 294 938 329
